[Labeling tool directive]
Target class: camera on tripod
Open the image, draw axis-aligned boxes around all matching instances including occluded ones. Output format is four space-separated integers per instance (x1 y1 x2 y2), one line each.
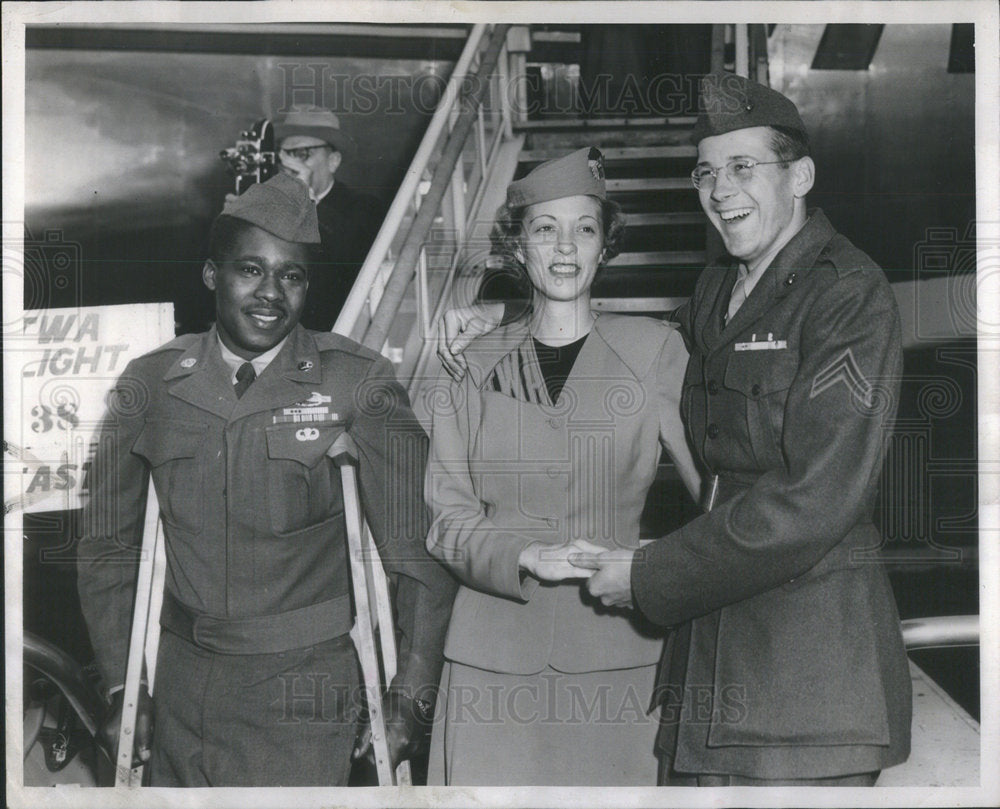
219 118 277 195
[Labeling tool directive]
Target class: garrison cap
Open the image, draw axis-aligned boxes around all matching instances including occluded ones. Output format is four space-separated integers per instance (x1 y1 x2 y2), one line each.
506 147 606 208
691 72 808 144
220 173 321 243
274 107 355 154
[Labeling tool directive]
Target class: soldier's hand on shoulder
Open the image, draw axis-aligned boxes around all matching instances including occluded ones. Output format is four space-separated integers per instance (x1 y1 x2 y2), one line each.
437 303 505 381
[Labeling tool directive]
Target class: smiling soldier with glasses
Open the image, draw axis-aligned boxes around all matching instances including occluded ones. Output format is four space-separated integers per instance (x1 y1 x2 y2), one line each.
691 157 794 189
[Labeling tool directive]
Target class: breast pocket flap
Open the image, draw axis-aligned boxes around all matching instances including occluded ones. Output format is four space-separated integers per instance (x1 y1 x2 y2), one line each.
132 420 208 466
265 424 345 468
724 350 799 397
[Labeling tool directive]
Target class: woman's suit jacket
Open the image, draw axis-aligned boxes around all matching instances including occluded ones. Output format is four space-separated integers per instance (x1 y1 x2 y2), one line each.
426 313 698 675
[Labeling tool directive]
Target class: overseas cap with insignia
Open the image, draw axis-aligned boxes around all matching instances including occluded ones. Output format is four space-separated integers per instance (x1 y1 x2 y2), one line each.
220 173 321 244
506 147 607 208
691 73 808 144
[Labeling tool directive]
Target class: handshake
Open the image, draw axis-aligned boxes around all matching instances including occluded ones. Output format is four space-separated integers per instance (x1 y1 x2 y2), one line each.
518 538 642 609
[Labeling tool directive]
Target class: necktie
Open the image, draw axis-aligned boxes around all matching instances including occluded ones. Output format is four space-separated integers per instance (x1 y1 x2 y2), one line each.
726 266 750 324
234 361 256 398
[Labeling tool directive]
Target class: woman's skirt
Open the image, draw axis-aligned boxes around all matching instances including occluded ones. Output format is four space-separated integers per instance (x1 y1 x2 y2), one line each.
427 660 660 786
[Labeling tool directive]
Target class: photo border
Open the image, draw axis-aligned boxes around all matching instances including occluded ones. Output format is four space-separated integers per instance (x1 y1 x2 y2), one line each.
4 2 998 807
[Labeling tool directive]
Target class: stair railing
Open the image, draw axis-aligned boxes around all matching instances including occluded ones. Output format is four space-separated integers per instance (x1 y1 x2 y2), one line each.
332 24 513 393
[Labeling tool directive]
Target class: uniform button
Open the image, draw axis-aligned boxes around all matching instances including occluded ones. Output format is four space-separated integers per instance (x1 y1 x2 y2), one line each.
751 384 761 397
548 418 563 429
545 518 557 528
707 379 719 395
707 423 720 439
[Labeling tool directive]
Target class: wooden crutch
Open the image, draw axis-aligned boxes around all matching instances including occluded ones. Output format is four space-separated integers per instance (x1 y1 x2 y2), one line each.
115 480 165 787
328 434 412 786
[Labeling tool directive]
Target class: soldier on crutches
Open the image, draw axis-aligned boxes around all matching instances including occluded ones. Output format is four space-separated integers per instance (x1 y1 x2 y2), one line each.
78 173 456 787
115 440 415 786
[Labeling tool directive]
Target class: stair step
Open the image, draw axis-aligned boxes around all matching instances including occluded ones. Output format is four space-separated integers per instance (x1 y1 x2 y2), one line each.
609 250 706 266
520 145 698 162
592 297 690 313
625 211 705 227
525 128 694 151
515 116 697 130
592 267 701 297
607 178 693 192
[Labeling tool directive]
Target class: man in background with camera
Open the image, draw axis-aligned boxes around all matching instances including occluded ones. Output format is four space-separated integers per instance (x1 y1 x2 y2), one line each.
274 106 385 331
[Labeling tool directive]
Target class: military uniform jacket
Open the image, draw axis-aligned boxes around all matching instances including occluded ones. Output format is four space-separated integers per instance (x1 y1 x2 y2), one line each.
78 324 455 695
632 210 912 778
426 314 697 675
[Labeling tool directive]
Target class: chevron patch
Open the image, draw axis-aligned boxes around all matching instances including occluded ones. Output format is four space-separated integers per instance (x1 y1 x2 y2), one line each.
810 348 872 406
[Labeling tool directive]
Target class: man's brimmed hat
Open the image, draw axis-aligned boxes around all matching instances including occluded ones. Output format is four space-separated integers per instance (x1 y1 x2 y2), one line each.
220 173 321 244
273 107 355 154
506 147 607 208
691 73 808 144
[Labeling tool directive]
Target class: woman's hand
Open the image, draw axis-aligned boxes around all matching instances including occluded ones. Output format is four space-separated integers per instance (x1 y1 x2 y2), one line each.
518 539 606 582
437 303 505 381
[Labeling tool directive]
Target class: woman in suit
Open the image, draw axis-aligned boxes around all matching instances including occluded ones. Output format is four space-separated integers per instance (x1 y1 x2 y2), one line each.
424 148 701 785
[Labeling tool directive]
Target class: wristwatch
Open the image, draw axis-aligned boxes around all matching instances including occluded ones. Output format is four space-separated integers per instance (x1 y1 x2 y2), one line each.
412 696 434 725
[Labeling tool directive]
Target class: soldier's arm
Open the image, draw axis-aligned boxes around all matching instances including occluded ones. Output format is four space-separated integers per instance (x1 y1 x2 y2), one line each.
655 327 703 503
632 270 903 626
76 361 151 693
350 357 457 701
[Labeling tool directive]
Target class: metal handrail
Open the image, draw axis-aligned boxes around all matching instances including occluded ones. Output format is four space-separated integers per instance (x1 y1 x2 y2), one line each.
333 24 509 347
901 615 979 650
361 26 509 354
332 24 487 341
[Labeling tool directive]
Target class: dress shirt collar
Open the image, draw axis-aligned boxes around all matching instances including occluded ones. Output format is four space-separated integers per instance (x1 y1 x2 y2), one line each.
217 335 288 384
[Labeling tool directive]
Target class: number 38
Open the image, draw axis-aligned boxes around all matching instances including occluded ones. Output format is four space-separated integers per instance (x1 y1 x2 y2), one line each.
30 403 79 433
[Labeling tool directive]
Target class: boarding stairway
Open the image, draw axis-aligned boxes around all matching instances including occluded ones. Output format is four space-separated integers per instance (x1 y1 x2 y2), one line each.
331 23 980 788
331 24 723 384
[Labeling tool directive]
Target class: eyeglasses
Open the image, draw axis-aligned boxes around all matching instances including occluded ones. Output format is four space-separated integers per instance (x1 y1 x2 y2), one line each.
690 159 788 190
279 145 330 162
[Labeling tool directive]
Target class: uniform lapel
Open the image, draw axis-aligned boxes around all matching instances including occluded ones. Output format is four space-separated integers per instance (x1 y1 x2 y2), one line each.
698 263 738 354
163 329 236 420
720 266 773 338
230 325 322 420
715 211 837 345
